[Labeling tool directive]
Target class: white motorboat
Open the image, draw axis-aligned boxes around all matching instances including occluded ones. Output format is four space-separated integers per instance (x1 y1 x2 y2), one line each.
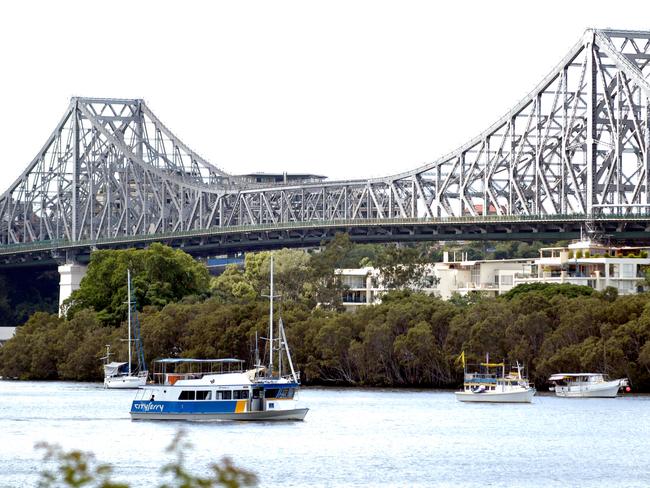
130 254 308 421
548 373 628 398
103 270 148 389
455 355 536 403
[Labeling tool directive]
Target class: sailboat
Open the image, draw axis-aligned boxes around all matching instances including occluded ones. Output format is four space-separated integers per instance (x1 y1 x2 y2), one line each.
104 270 148 389
129 254 308 420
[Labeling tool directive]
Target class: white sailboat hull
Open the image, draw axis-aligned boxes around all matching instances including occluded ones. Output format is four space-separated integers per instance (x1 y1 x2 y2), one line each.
104 375 147 389
455 387 536 403
554 379 624 398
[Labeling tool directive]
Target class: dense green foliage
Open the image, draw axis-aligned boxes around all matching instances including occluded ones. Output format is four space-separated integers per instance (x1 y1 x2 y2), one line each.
0 269 58 326
501 282 595 300
3 238 650 391
4 279 650 390
63 243 211 324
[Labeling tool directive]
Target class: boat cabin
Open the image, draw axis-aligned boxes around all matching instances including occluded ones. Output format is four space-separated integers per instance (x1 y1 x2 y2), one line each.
462 362 529 392
548 373 606 386
152 358 247 385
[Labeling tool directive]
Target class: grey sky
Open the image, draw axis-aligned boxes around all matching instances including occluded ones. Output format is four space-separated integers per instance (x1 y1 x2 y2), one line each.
1 0 649 186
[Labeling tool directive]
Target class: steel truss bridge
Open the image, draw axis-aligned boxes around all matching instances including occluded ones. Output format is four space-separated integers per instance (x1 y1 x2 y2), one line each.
2 28 650 267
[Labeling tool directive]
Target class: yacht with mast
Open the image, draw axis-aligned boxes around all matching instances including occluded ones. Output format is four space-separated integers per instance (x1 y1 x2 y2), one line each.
130 255 308 420
103 270 148 389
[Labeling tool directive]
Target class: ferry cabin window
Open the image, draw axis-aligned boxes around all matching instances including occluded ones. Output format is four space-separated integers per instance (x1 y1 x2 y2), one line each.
264 388 294 399
218 391 232 400
196 391 211 401
179 390 195 401
233 390 249 400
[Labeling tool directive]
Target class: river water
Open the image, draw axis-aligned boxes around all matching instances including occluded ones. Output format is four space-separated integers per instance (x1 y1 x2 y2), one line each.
0 381 648 487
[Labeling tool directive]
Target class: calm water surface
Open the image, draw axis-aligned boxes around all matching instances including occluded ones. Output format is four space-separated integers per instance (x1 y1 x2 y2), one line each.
0 381 648 487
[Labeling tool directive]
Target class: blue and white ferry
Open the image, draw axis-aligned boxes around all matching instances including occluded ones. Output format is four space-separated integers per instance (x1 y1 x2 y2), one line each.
130 255 308 421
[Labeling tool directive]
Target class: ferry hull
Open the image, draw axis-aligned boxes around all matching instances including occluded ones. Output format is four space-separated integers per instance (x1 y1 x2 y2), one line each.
130 408 309 421
554 380 623 398
455 388 536 403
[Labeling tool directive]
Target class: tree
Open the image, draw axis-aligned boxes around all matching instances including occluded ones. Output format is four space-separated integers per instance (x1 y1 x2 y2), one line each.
210 266 257 303
374 244 438 290
63 244 210 324
502 282 595 301
310 233 354 309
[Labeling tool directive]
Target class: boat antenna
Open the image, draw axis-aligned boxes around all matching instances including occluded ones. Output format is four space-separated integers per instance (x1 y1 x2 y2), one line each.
254 329 260 369
127 269 132 376
261 254 283 379
277 296 283 379
100 344 112 363
269 254 274 378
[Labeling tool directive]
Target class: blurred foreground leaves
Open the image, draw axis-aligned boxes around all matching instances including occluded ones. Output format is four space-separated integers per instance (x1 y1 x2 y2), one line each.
37 431 257 488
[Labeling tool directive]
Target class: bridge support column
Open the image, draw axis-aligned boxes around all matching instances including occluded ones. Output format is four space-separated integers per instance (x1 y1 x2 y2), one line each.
58 263 87 315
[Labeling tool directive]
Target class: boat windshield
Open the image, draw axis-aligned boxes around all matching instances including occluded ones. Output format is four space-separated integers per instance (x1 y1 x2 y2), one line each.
152 358 245 384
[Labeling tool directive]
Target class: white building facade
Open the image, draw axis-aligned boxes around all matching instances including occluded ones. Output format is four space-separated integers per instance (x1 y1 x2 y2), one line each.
337 241 650 309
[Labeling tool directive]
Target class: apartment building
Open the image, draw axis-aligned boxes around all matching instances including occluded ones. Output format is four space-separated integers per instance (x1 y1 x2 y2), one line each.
337 240 650 309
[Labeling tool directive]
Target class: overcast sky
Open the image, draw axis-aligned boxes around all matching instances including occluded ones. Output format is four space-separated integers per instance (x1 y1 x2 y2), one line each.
1 0 649 186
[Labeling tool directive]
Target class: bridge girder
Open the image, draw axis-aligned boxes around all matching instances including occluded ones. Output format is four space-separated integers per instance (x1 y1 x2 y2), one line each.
1 29 650 253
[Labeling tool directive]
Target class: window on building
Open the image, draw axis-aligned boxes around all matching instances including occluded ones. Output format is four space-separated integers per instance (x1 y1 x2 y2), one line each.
342 275 366 288
621 264 635 278
471 266 480 285
343 290 367 303
500 275 513 286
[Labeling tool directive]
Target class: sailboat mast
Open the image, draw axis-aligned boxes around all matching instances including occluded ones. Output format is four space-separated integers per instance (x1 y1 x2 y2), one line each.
127 269 132 376
269 255 274 377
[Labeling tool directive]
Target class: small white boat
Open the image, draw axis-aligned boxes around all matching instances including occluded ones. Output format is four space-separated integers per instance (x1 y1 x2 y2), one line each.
103 360 148 389
548 373 628 398
455 356 536 403
103 270 148 389
130 254 308 421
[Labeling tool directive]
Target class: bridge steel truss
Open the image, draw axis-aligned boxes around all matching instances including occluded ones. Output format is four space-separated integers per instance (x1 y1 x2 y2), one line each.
1 29 650 252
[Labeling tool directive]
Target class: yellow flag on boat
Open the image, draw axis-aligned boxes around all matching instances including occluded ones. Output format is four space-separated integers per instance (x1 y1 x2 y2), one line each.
455 351 465 368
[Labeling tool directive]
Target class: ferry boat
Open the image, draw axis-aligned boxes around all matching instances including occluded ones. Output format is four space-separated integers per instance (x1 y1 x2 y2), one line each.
103 270 148 389
455 355 536 403
548 373 629 398
130 255 308 421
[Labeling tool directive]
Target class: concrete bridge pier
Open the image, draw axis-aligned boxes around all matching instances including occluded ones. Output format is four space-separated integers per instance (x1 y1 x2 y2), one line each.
58 262 87 315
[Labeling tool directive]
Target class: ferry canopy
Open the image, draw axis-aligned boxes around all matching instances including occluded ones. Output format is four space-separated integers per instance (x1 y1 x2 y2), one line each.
154 358 244 364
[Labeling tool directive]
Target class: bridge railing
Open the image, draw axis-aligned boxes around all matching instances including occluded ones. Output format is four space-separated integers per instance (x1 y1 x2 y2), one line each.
0 212 646 256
